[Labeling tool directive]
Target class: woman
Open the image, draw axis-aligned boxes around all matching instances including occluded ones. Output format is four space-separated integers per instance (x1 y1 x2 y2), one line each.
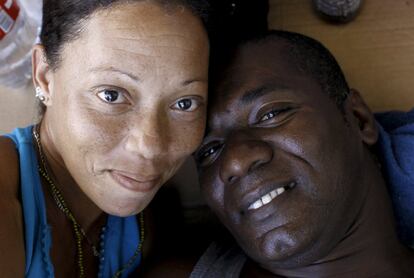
0 0 209 276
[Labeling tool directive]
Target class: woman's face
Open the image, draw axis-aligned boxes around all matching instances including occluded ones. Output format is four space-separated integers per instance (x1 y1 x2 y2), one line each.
41 2 209 216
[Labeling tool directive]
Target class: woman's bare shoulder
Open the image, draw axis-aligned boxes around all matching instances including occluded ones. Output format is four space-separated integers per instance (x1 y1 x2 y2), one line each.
0 136 19 195
0 136 25 276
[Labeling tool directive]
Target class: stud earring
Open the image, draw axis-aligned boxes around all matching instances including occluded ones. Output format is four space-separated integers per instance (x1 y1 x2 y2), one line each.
35 86 46 102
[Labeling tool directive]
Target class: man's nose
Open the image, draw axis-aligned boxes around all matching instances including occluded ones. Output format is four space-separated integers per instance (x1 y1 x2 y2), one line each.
124 111 168 159
219 133 273 184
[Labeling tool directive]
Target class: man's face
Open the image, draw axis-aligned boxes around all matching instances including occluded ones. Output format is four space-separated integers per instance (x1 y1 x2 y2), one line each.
196 41 368 269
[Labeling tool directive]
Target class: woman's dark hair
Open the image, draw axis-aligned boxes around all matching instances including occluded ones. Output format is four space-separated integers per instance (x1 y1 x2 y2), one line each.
40 0 210 69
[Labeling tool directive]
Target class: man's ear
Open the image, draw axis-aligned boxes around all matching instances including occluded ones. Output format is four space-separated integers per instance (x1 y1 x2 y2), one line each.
345 89 378 146
32 44 53 106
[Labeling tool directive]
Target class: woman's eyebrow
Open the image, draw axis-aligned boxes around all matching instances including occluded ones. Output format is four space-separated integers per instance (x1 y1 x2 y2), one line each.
89 66 141 82
182 78 208 86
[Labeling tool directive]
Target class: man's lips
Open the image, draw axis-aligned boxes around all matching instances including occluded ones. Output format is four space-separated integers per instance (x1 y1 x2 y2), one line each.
109 170 161 193
240 181 297 213
247 182 296 210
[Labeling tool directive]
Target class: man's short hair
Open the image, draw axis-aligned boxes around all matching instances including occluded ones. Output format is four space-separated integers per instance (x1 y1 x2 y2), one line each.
216 30 351 109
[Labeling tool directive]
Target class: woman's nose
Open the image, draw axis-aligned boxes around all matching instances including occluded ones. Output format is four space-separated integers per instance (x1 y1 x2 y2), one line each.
124 111 168 159
219 134 273 184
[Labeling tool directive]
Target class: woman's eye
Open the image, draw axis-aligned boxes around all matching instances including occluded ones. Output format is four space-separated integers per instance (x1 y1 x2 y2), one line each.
172 98 201 112
97 89 126 104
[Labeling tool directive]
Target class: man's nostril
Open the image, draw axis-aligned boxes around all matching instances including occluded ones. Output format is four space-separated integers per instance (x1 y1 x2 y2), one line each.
228 175 237 183
249 156 272 173
249 160 262 173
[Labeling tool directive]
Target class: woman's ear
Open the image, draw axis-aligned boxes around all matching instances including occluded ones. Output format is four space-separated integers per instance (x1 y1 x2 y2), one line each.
32 44 53 106
345 89 378 146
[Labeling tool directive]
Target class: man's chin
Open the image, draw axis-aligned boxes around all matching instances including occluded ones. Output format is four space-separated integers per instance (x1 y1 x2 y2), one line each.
241 228 320 269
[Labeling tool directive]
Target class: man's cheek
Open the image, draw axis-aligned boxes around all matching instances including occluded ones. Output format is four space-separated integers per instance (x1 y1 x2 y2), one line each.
203 173 223 201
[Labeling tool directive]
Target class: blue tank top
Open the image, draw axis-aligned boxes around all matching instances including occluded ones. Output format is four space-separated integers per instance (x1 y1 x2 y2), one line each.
4 126 142 277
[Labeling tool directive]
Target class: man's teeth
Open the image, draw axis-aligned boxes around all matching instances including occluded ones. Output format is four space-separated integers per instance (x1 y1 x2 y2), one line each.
248 185 292 211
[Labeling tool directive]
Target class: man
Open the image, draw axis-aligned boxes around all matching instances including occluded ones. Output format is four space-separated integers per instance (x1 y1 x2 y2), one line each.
191 30 414 277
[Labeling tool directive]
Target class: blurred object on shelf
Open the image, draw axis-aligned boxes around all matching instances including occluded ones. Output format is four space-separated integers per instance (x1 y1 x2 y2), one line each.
313 0 363 23
0 0 41 89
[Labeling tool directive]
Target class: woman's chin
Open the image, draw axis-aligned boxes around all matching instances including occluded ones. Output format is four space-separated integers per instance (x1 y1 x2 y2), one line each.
101 205 144 217
96 193 154 217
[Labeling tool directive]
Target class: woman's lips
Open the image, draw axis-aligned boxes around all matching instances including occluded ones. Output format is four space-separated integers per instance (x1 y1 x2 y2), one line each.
109 170 161 193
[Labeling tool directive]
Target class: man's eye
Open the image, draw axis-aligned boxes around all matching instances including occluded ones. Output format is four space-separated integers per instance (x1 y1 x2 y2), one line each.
196 143 223 166
201 146 218 158
172 98 201 112
97 89 126 104
258 107 292 123
260 110 277 122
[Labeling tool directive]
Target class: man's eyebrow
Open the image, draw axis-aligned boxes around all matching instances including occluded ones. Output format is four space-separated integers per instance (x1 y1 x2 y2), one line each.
89 66 140 82
240 84 289 104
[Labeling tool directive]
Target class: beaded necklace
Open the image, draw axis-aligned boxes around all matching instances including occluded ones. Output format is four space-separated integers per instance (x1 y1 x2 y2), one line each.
32 125 145 277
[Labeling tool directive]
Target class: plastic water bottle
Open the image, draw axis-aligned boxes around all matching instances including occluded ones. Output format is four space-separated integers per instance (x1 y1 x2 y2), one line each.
0 0 40 88
19 0 42 26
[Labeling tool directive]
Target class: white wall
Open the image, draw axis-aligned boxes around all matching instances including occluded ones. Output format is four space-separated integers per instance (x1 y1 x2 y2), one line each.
0 83 37 134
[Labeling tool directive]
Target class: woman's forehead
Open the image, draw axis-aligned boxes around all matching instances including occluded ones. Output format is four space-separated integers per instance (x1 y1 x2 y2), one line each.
56 2 208 77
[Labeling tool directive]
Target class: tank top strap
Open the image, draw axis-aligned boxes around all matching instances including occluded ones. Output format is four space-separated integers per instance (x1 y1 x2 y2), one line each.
4 126 54 277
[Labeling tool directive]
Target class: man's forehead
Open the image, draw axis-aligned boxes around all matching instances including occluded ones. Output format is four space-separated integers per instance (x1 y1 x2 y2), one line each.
207 39 311 127
207 81 294 133
213 40 294 90
234 38 291 68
